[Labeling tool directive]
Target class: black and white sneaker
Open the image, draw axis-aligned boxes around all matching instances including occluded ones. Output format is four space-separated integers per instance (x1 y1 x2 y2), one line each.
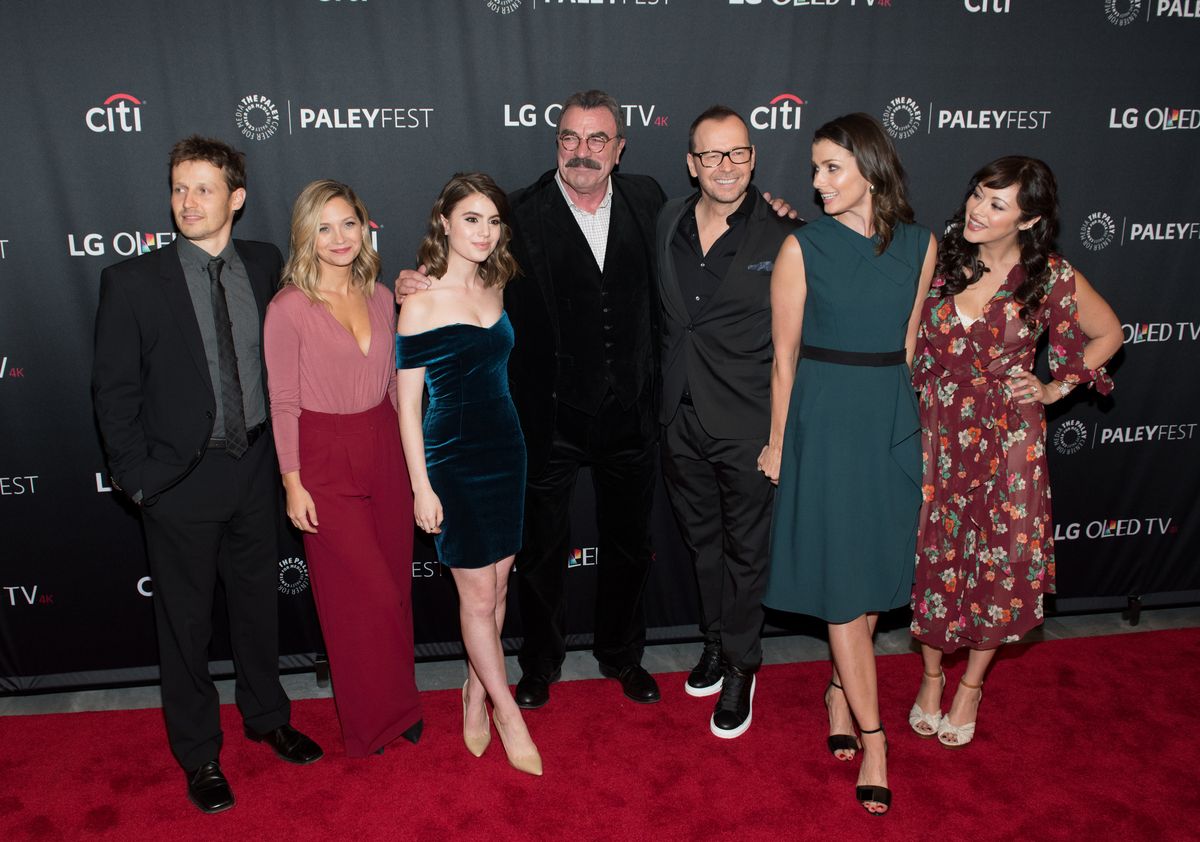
685 642 724 697
710 666 755 739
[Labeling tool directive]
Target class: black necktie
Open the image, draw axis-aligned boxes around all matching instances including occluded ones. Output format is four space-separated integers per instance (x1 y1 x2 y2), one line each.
207 257 248 458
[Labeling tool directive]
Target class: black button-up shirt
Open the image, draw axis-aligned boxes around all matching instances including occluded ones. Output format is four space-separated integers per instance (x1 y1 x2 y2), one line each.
670 189 755 321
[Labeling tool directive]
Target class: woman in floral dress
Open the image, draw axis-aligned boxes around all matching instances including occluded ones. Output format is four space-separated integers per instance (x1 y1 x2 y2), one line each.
908 157 1122 748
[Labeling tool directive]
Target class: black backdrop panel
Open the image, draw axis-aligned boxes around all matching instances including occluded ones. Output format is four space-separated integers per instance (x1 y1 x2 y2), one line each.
2 1 1197 688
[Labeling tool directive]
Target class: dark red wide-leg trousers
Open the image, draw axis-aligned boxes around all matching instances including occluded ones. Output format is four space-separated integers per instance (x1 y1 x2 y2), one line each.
299 398 421 756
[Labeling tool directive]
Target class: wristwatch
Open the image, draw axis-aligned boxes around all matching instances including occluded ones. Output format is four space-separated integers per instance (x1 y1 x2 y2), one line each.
1055 380 1071 400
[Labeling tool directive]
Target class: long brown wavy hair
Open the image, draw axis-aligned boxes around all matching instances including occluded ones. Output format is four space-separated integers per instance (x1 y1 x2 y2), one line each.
936 156 1060 327
813 113 914 255
417 172 518 289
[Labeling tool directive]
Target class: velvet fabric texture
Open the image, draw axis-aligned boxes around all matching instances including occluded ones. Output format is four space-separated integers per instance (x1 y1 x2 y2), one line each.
396 312 525 568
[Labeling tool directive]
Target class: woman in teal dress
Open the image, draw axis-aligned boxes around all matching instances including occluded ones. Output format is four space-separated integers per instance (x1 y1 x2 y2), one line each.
758 114 936 815
396 172 541 776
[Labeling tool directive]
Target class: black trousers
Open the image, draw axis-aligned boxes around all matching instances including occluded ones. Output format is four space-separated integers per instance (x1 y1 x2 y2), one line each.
140 433 290 772
517 391 655 675
661 404 773 672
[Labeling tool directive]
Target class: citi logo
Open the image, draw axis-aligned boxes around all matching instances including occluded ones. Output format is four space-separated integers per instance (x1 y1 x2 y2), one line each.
86 93 144 133
750 94 805 131
0 238 7 259
67 230 175 257
368 220 380 251
1122 321 1200 343
964 0 1009 11
1109 107 1200 130
1053 516 1174 540
137 577 153 597
568 547 599 568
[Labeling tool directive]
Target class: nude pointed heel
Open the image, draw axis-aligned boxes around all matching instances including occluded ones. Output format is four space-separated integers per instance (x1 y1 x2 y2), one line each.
494 712 543 777
462 681 491 758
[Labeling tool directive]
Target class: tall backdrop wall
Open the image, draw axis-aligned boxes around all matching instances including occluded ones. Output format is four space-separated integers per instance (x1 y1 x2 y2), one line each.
2 0 1198 690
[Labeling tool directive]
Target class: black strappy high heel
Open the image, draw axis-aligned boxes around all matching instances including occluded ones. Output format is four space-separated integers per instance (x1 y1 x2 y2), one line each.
824 680 860 760
854 725 892 815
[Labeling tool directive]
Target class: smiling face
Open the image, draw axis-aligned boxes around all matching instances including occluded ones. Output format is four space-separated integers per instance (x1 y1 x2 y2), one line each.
556 105 625 199
441 192 501 266
170 159 245 253
687 115 755 210
962 181 1039 247
810 137 872 220
314 196 364 272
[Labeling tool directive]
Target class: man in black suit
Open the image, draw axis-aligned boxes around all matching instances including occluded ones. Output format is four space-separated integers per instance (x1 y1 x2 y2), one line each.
503 90 667 708
657 106 802 738
92 136 321 814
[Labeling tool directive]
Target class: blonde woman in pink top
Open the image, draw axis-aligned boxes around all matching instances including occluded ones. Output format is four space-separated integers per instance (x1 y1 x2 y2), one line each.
264 180 422 757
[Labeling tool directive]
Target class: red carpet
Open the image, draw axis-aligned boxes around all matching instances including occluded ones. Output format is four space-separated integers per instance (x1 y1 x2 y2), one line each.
3 628 1198 841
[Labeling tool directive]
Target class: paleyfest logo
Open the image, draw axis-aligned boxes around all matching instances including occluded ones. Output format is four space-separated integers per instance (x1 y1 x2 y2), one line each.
236 94 280 141
1106 0 1142 25
1080 211 1117 251
882 96 922 139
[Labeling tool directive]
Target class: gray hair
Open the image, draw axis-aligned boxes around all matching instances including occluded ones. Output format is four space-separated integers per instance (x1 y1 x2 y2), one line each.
558 89 625 137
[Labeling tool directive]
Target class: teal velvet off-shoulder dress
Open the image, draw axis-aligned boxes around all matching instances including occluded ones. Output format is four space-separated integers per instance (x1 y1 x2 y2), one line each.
396 312 526 568
764 216 927 623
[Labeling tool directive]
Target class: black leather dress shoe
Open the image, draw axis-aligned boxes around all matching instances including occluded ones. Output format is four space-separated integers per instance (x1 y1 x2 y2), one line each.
245 723 324 764
685 641 724 698
186 760 235 814
599 663 661 703
710 665 756 739
515 669 561 710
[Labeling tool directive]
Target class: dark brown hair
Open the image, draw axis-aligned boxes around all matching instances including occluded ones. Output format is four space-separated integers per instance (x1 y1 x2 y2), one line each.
688 105 748 152
168 135 246 192
936 156 1060 326
813 113 914 255
417 172 518 289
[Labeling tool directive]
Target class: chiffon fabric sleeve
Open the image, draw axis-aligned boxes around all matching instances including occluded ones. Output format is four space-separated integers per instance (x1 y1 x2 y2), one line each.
1041 256 1115 395
263 292 304 474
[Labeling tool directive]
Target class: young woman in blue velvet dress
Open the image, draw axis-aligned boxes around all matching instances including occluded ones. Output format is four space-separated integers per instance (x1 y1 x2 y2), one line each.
396 172 541 776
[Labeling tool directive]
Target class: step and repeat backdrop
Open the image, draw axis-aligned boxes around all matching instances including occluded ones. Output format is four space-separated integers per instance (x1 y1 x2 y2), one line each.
2 0 1198 689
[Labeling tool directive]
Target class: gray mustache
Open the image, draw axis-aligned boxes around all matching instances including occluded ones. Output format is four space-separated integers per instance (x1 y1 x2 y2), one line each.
565 157 602 171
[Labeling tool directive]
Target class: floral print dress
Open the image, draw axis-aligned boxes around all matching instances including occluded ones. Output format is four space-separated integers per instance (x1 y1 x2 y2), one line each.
909 255 1113 651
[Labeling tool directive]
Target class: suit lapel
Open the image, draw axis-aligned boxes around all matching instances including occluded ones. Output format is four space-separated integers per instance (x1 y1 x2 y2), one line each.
158 242 214 393
658 197 691 323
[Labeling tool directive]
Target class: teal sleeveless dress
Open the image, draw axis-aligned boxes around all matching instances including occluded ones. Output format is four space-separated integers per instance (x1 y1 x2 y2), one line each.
395 312 525 568
764 216 926 623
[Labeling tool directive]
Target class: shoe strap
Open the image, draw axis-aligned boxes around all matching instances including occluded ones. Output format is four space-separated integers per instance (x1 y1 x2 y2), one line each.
859 725 885 735
924 670 944 680
959 677 984 690
828 679 843 691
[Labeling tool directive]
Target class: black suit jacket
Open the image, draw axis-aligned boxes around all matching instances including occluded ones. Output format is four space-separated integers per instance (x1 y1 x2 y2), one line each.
92 239 282 505
506 169 666 473
657 188 801 440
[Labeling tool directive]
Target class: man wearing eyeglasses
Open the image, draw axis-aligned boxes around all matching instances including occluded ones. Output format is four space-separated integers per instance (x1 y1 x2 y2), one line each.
656 106 803 738
502 89 667 709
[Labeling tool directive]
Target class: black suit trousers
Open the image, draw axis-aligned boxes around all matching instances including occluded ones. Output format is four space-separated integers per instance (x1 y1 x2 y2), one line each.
661 404 773 671
517 391 655 675
140 433 290 771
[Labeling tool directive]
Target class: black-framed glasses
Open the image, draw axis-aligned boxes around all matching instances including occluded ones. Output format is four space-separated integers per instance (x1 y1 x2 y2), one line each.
558 132 620 153
691 147 753 168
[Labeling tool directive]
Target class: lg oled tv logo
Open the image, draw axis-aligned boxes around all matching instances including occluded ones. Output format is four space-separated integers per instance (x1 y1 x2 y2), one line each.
750 94 805 131
1122 320 1200 343
67 230 175 257
1108 106 1200 130
86 93 144 133
1080 212 1200 250
503 102 665 128
568 547 599 569
3 585 51 607
0 357 25 380
1053 516 1176 540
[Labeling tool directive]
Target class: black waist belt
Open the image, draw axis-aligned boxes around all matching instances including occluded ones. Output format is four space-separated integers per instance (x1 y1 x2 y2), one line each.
801 345 906 367
208 421 268 449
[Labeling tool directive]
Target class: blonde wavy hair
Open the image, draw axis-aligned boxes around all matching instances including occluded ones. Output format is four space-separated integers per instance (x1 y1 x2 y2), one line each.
281 179 380 302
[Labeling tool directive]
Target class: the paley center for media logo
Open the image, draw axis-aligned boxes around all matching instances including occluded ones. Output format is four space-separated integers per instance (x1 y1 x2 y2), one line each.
1080 211 1200 250
236 93 281 141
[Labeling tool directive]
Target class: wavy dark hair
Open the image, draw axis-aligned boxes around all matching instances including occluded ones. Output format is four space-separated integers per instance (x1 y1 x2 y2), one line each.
936 156 1059 326
417 172 518 289
813 113 914 255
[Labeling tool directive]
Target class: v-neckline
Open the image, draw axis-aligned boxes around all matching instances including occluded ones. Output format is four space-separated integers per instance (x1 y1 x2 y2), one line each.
952 263 1021 330
322 300 372 358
